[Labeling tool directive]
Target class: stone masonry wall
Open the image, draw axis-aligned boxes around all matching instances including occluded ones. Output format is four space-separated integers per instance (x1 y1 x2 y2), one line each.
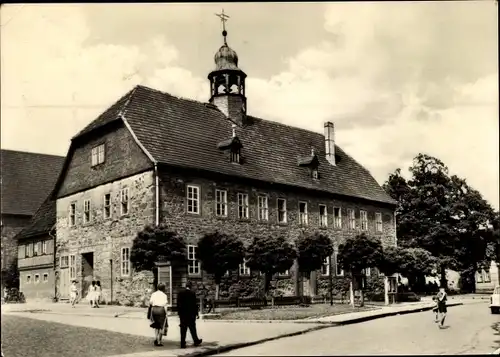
1 214 30 273
159 168 396 298
55 171 155 305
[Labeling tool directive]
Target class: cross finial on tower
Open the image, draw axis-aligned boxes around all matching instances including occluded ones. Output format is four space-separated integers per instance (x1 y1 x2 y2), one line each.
215 9 230 45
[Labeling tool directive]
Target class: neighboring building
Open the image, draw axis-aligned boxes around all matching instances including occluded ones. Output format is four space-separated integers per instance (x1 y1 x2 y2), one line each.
476 261 499 293
16 198 57 301
1 149 64 290
52 26 397 305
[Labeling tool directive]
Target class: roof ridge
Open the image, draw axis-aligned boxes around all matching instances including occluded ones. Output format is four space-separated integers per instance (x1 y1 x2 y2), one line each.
135 85 212 107
0 149 64 158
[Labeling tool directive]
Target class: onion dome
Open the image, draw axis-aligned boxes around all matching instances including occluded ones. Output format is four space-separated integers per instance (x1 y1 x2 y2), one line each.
214 42 240 71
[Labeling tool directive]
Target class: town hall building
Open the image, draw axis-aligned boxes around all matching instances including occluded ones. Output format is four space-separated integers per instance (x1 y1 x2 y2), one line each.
43 22 397 305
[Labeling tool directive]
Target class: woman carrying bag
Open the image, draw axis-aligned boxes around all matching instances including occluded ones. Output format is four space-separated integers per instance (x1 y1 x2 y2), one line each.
148 283 169 346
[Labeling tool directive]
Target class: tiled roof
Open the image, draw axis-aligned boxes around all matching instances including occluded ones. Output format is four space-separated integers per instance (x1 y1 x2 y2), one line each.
1 150 65 216
74 85 396 206
15 196 56 240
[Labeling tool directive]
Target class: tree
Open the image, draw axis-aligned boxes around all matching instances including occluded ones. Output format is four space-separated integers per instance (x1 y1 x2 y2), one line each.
246 235 296 294
338 234 384 306
383 153 496 288
398 248 437 292
130 224 187 284
296 232 333 296
1 261 19 289
379 246 405 277
197 231 245 300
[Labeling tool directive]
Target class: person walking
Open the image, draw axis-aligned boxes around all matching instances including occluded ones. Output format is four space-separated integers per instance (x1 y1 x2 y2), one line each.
94 281 102 308
86 280 96 308
177 281 202 349
435 286 448 328
69 280 78 307
148 283 169 347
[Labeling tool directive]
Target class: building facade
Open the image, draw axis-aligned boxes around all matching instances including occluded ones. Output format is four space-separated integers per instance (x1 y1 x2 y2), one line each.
1 149 63 292
476 261 499 293
51 26 397 305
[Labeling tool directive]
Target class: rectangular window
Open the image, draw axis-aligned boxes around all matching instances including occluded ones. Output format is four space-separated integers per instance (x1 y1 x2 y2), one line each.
60 255 69 268
33 241 41 256
120 188 129 215
121 247 131 276
364 267 371 277
104 193 111 219
69 255 76 280
230 150 240 163
476 271 484 283
91 144 105 166
299 202 308 225
334 207 342 229
258 195 269 221
335 251 344 276
375 212 383 232
277 198 287 223
26 275 31 284
26 243 33 258
319 204 328 227
348 209 356 230
42 240 48 255
215 189 227 217
43 273 49 283
237 193 249 219
69 203 76 226
321 256 330 276
360 210 368 231
83 199 91 223
186 185 200 214
239 260 251 276
34 274 40 284
278 269 290 276
187 245 200 275
483 270 491 283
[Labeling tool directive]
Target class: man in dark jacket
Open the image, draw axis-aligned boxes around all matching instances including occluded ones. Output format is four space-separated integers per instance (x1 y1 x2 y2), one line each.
177 281 202 348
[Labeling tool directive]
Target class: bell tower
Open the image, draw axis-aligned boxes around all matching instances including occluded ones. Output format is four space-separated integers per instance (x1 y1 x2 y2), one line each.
208 10 248 127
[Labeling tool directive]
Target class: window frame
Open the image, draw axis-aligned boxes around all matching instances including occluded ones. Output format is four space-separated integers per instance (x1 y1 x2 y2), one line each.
69 202 76 226
69 255 76 280
239 259 251 276
187 245 201 276
299 201 308 226
277 198 287 224
215 189 228 217
278 269 290 277
60 255 69 268
333 207 342 229
120 188 130 216
43 273 49 283
347 209 356 230
42 240 48 255
321 256 330 276
257 195 269 221
91 143 105 167
375 212 383 232
26 274 32 284
186 185 200 215
83 199 91 223
121 247 131 277
34 274 40 284
104 193 112 219
319 204 328 227
33 241 41 257
237 193 249 220
230 149 240 164
360 210 368 231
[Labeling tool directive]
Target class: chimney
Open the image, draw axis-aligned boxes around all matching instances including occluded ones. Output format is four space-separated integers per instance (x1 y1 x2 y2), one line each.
324 121 336 166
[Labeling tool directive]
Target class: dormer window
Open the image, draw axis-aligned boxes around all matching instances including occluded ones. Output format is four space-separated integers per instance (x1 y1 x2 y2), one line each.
91 144 105 167
312 168 319 179
298 148 320 180
230 149 240 164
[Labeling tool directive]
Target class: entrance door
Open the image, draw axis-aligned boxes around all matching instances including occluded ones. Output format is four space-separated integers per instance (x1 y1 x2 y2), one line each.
81 252 94 298
60 269 69 299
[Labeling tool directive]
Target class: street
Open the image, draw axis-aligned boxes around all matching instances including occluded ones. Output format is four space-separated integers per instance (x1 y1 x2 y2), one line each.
218 302 500 356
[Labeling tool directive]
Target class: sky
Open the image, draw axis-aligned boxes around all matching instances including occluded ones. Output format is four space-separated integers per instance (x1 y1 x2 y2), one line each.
1 2 499 209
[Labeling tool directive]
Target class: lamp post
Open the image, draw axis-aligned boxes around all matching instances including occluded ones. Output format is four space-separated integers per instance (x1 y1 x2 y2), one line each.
329 255 333 306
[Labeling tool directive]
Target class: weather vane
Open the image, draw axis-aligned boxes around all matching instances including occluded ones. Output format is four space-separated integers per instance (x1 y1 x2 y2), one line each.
215 9 230 44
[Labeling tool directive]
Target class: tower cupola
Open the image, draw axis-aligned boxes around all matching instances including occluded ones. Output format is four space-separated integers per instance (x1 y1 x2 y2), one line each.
208 10 248 127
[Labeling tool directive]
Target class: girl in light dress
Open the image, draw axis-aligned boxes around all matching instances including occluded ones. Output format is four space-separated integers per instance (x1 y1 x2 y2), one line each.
86 280 97 307
94 281 102 308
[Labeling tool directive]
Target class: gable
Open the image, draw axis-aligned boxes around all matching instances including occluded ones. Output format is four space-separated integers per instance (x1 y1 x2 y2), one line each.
55 121 153 198
1 150 64 216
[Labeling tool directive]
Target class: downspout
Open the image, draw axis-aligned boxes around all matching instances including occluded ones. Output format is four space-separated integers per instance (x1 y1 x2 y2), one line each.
48 224 57 301
155 164 159 226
